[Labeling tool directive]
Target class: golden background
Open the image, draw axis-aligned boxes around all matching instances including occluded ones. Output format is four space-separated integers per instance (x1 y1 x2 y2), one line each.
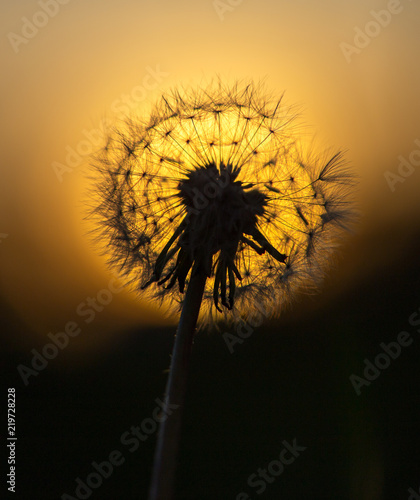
2 0 420 351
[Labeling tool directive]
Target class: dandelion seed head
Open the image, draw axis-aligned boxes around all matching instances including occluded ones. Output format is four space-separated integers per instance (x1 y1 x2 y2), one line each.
90 81 355 326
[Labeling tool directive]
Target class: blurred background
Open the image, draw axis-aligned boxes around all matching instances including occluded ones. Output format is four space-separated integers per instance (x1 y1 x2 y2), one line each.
1 0 420 498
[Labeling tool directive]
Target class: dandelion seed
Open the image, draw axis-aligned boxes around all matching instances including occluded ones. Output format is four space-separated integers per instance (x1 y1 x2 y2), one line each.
91 80 354 325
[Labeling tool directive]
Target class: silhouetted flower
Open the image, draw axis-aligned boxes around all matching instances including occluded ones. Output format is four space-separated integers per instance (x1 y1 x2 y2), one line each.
91 81 354 324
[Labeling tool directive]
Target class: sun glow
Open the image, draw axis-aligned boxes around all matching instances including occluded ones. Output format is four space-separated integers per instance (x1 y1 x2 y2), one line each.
91 82 354 325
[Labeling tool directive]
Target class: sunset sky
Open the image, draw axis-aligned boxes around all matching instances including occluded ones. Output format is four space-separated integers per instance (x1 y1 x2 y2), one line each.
2 2 420 499
2 0 420 346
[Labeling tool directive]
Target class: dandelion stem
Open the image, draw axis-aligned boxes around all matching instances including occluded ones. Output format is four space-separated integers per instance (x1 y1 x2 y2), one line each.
148 271 207 500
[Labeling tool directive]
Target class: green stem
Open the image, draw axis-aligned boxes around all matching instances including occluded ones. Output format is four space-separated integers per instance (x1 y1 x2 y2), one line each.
148 271 207 500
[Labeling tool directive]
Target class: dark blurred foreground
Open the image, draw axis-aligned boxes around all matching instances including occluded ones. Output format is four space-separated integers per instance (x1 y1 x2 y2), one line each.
2 233 420 500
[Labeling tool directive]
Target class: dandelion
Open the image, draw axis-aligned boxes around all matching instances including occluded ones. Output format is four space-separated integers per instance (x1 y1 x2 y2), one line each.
89 80 355 500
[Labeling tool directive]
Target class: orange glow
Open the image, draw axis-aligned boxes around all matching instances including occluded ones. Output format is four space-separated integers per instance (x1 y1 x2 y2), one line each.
1 0 420 345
